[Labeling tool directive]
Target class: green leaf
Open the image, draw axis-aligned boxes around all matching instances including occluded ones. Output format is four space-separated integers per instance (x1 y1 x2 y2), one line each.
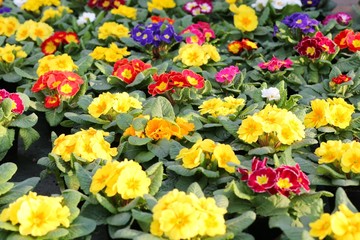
74 163 93 194
107 212 132 226
128 136 152 146
146 162 163 195
0 182 14 197
248 147 275 155
147 139 170 158
131 209 152 231
187 182 204 198
167 165 219 178
10 113 38 128
142 96 175 119
13 67 37 80
0 177 39 205
66 216 97 239
76 55 94 76
317 164 347 179
62 189 82 222
19 127 40 150
118 198 141 212
135 151 155 163
116 113 133 130
45 110 64 127
214 194 229 209
95 193 117 214
112 228 144 239
0 162 17 183
226 211 256 234
253 194 290 217
0 221 18 232
41 228 69 239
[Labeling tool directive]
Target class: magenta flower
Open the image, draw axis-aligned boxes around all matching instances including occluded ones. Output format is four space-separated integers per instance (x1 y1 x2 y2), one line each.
8 93 25 114
248 167 277 193
181 21 215 45
0 89 9 103
258 56 293 72
215 66 240 84
323 12 352 26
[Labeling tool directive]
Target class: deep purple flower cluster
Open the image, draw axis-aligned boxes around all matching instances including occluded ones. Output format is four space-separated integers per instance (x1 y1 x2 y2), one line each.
301 0 320 7
131 22 182 47
281 13 319 34
0 6 11 14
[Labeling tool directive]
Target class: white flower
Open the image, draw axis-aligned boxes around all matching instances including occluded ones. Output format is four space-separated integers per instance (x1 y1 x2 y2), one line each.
271 0 302 9
13 0 27 7
76 12 96 25
251 0 269 11
261 87 281 101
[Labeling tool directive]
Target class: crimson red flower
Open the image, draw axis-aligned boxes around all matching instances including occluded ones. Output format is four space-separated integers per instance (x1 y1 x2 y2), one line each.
346 32 360 52
64 32 80 44
332 74 352 84
115 65 137 84
182 69 204 89
228 41 242 54
44 94 61 109
41 38 59 55
148 73 173 96
247 168 277 193
31 75 48 92
334 29 354 49
87 0 125 10
294 37 322 59
45 72 64 90
8 93 24 114
315 32 337 54
0 89 9 103
112 59 151 84
57 81 80 97
151 16 175 24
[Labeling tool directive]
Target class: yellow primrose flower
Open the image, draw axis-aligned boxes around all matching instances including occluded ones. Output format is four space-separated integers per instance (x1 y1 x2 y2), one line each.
145 118 179 141
90 161 119 194
148 0 176 12
176 147 203 169
102 43 130 62
315 140 344 164
116 166 151 199
29 22 54 41
151 189 227 239
40 5 73 22
174 117 195 138
98 22 129 40
0 192 70 237
0 44 27 63
309 213 332 239
37 54 77 76
88 92 115 118
111 5 137 20
212 144 240 173
304 99 329 128
237 116 263 143
340 142 360 173
21 0 61 13
89 46 107 60
0 16 20 37
231 4 258 32
174 43 220 67
326 98 354 129
113 92 142 113
199 98 223 117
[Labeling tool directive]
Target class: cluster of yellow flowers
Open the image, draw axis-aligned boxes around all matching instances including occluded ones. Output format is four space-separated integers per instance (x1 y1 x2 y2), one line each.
150 189 227 239
111 5 137 20
176 138 240 173
199 96 245 117
147 0 176 12
124 116 195 141
237 104 305 146
51 128 118 162
90 43 130 62
98 22 129 40
309 204 360 240
173 43 221 67
21 0 60 13
315 140 360 174
0 44 27 63
90 159 151 199
0 192 70 237
304 98 355 129
0 16 20 37
16 20 54 41
37 54 77 76
40 5 73 22
88 92 142 119
229 4 258 32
